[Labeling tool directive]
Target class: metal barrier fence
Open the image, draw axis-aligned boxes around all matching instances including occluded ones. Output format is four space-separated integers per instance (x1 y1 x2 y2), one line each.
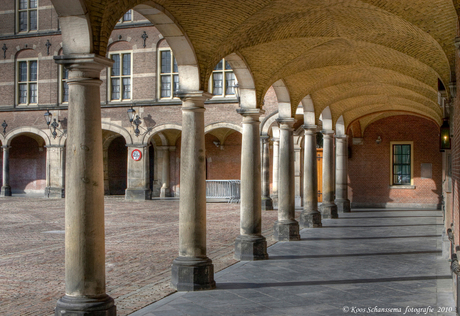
206 180 240 203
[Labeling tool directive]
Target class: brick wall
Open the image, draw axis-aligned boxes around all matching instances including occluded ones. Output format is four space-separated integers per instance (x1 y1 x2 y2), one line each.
348 115 442 208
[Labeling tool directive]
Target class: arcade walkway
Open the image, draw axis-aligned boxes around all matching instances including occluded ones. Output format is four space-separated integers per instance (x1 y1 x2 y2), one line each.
132 209 455 316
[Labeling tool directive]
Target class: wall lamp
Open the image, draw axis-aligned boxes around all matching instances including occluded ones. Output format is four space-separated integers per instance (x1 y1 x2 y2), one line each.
376 136 382 144
213 140 221 148
2 120 7 135
44 110 61 139
127 106 142 137
440 118 451 152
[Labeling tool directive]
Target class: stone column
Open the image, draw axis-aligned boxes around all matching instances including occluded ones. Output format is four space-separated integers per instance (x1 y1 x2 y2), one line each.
300 125 322 228
320 131 338 219
271 127 280 208
274 118 300 241
171 91 215 291
45 145 65 198
54 54 116 316
234 109 268 260
335 135 350 213
125 144 151 200
158 146 172 198
0 145 11 196
260 136 274 210
294 142 302 207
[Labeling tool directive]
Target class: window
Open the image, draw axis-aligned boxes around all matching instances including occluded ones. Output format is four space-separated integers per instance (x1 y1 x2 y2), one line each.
159 49 179 99
109 52 132 101
390 142 414 186
17 59 38 106
60 66 69 103
17 0 38 32
119 10 132 23
211 58 236 97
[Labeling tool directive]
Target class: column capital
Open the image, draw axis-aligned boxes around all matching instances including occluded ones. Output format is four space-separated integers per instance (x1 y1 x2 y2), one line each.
302 124 317 131
236 108 265 117
260 135 270 140
321 130 335 136
1 145 11 150
176 90 212 102
126 143 148 148
271 137 280 142
157 145 176 151
276 118 295 129
54 54 113 79
334 134 348 140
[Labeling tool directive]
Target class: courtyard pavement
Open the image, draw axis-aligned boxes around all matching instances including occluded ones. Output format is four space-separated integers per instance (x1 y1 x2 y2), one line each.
132 208 456 316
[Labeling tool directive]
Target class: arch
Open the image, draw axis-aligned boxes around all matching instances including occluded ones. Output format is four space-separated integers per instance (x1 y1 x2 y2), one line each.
143 123 183 146
101 122 133 145
224 53 257 109
205 122 242 134
301 95 316 126
335 116 346 136
0 133 5 146
260 111 279 136
272 79 292 119
134 3 200 91
49 0 93 54
320 106 333 132
6 127 50 147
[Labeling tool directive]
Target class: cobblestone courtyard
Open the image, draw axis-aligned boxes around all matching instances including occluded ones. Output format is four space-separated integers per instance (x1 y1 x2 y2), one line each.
0 197 278 316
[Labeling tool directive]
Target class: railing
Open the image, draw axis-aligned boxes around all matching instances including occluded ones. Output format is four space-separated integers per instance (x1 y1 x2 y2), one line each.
206 180 240 203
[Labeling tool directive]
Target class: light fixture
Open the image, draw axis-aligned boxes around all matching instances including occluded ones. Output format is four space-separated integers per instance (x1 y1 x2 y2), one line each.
440 118 451 151
213 140 221 148
376 136 382 144
2 120 7 135
44 110 61 139
127 106 142 137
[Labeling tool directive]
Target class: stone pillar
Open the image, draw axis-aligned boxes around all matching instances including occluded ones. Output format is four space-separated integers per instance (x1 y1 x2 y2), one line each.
125 144 151 200
45 145 65 198
274 118 300 241
294 142 302 207
271 127 280 208
0 145 11 196
234 109 268 260
320 131 338 219
158 146 172 198
335 135 350 213
300 125 322 228
171 91 215 291
54 54 116 316
260 136 274 210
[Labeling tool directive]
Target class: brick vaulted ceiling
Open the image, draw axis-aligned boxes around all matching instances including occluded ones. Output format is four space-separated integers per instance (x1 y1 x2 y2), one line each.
75 0 457 127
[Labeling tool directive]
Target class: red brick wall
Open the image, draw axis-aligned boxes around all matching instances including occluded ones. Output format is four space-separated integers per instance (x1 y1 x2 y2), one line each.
348 115 442 208
205 132 241 180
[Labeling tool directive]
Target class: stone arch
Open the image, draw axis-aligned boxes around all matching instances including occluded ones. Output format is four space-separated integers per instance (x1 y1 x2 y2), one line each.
49 0 93 54
6 127 50 147
0 133 5 146
224 53 257 109
205 122 242 134
301 95 316 126
272 79 293 119
134 3 200 91
260 111 279 137
101 122 133 145
320 106 333 132
143 124 182 146
335 115 346 136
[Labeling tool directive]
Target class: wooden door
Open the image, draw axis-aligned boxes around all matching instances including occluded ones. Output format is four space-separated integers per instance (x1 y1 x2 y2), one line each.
317 148 323 202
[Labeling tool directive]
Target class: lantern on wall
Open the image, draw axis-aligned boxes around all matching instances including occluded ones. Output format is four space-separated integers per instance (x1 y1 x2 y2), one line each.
440 118 451 151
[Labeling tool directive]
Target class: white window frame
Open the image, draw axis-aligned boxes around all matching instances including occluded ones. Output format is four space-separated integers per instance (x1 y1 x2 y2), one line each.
389 141 414 186
158 48 179 100
108 51 133 102
209 58 237 98
16 58 38 106
118 10 133 23
17 0 38 33
59 65 69 104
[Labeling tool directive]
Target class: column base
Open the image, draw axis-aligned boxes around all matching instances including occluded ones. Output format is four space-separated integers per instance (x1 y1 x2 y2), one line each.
320 203 338 219
261 197 274 211
234 235 268 261
171 256 216 291
55 294 116 316
299 210 322 228
335 199 351 213
45 187 65 198
273 220 300 241
125 188 151 201
0 185 11 197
